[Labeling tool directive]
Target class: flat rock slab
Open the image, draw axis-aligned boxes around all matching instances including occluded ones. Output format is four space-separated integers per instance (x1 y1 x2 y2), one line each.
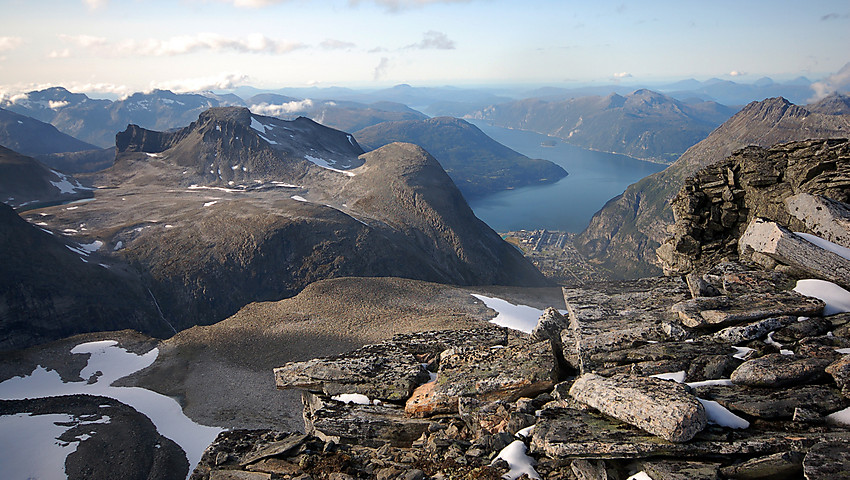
720 451 804 480
563 276 690 373
694 384 847 419
803 440 850 479
530 406 850 460
672 292 824 329
274 328 508 402
302 392 431 448
642 460 721 480
826 355 850 395
731 353 833 388
569 373 707 443
405 341 556 417
275 342 428 402
711 316 798 344
590 340 733 366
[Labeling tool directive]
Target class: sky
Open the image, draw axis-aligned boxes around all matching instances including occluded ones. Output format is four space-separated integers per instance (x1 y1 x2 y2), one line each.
0 0 849 97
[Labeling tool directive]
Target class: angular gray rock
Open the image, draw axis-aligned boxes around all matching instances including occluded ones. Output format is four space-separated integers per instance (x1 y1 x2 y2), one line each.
803 440 850 479
739 218 850 289
720 451 804 480
569 373 707 443
730 353 833 388
274 328 508 402
826 355 850 396
301 392 431 448
672 292 824 329
772 317 833 343
785 193 850 249
405 341 557 417
274 342 428 402
530 405 850 459
711 316 798 344
694 384 847 419
642 460 721 480
563 276 690 373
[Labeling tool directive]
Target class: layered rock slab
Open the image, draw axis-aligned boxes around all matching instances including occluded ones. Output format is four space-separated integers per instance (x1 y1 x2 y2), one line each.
569 373 707 443
730 353 833 388
274 327 507 402
562 276 690 373
671 291 824 329
405 340 557 417
739 218 850 289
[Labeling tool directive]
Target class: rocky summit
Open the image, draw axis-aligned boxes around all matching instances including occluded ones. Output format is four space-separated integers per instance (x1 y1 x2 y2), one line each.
191 135 850 480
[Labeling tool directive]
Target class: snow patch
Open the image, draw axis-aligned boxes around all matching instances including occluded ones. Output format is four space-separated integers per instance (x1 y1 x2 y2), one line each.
331 394 372 405
203 200 218 207
627 473 653 480
250 117 267 134
290 195 308 202
79 240 103 253
794 279 850 316
304 154 356 176
650 371 686 383
516 425 535 438
49 169 85 195
0 340 223 477
732 346 754 360
470 294 543 334
828 407 850 426
492 440 540 480
836 348 850 354
686 378 734 388
698 398 749 429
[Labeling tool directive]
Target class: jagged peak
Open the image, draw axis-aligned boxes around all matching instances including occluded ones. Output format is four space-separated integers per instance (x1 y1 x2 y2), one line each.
807 92 850 115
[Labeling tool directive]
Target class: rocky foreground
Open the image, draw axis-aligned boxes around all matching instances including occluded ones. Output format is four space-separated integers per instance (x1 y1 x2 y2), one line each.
189 138 850 479
188 267 850 479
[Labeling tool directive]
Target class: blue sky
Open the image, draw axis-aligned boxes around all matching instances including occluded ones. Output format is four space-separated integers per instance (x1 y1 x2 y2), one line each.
0 0 849 96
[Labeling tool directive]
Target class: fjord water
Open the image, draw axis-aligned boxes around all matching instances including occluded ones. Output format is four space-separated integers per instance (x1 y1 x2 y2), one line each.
466 120 666 232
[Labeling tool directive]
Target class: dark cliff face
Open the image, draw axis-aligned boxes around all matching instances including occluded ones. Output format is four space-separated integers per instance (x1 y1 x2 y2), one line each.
0 203 167 352
657 138 850 274
576 97 850 280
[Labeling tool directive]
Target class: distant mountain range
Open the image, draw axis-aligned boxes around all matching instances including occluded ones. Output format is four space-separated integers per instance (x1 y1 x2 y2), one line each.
575 93 850 278
354 116 568 198
246 93 429 133
468 89 736 163
1 106 548 349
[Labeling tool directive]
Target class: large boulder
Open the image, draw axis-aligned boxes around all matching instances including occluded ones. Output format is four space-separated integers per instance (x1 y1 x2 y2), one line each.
569 373 707 443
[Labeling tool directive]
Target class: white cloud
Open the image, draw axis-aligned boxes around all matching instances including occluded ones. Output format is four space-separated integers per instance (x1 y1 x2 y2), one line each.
0 37 24 53
250 99 316 116
320 39 356 50
60 34 109 48
353 0 475 12
612 72 632 79
810 61 850 102
406 31 456 50
48 49 72 59
0 81 132 101
729 70 746 77
54 33 304 58
119 33 306 56
149 72 250 93
49 100 70 109
373 57 390 80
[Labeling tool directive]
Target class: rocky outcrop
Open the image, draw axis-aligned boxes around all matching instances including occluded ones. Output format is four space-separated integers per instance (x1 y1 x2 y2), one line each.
578 97 850 279
198 259 850 479
0 145 92 209
657 138 850 275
